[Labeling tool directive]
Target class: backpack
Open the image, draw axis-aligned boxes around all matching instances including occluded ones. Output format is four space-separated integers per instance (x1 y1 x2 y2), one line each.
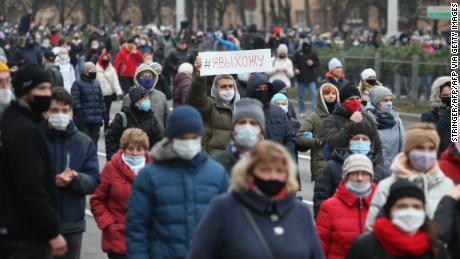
117 112 128 128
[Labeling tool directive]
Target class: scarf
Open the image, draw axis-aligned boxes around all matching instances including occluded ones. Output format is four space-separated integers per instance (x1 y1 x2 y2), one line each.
325 101 337 114
370 108 396 129
373 217 430 257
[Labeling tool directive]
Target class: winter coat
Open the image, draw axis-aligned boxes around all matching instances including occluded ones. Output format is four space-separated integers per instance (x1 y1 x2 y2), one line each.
324 103 384 165
211 144 239 174
319 73 350 91
71 74 106 125
365 153 454 230
96 58 123 97
114 46 144 77
45 64 64 88
187 75 241 155
165 48 194 76
90 150 151 254
19 45 42 65
439 144 460 183
268 57 294 88
358 80 383 106
421 76 451 157
188 191 325 259
57 61 76 93
43 122 100 234
105 105 164 161
156 76 172 100
0 101 59 242
366 105 405 169
173 73 193 107
125 140 229 259
293 49 320 83
297 84 339 180
313 149 390 218
236 79 248 98
433 195 460 259
317 182 376 259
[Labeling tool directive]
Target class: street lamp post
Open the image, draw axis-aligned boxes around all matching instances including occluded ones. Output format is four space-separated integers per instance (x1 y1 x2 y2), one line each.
176 0 185 31
386 0 399 38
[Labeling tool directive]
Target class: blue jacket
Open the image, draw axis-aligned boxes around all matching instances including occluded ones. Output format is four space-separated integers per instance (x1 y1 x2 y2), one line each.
188 191 324 259
125 148 229 259
43 122 100 234
71 74 106 124
20 45 42 65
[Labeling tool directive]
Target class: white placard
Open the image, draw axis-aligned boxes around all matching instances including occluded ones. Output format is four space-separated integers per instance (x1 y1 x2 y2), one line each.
198 49 272 76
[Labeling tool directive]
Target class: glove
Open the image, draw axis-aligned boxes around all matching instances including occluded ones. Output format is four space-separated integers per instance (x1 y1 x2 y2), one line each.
303 131 313 138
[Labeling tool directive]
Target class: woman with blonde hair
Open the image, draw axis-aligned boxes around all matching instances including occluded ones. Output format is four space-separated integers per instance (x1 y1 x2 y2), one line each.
188 140 324 259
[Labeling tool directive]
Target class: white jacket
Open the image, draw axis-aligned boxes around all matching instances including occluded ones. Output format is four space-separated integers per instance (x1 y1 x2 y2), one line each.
96 64 123 96
58 62 76 93
268 57 294 88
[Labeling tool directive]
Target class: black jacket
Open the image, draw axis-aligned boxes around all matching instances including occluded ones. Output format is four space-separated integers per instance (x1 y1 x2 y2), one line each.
433 195 460 258
156 75 172 100
105 105 164 160
293 49 320 83
0 101 60 242
212 145 239 174
319 76 350 91
45 64 64 88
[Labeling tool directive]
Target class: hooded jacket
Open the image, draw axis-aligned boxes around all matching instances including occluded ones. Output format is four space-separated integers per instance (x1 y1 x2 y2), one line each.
297 83 339 180
173 72 193 107
365 153 454 230
421 76 451 157
90 149 151 254
96 53 123 97
268 46 294 88
439 144 460 184
125 139 229 259
187 74 241 155
122 64 169 132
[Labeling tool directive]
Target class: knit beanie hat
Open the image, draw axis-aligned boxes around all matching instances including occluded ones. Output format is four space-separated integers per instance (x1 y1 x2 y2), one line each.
346 121 375 144
44 51 57 62
361 68 376 80
129 86 149 104
232 98 265 133
339 83 361 103
342 154 374 179
238 73 250 83
369 86 392 106
328 58 342 71
384 180 425 216
0 62 9 73
277 44 288 55
178 63 193 75
167 105 204 138
271 79 287 93
82 62 96 73
151 62 163 73
271 93 288 105
12 64 51 97
404 123 440 155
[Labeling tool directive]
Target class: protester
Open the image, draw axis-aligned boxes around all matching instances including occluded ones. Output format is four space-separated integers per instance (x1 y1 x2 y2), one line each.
150 62 172 100
347 180 448 259
0 64 67 257
434 183 460 258
43 87 100 259
125 105 229 258
271 91 300 133
319 58 350 90
268 44 294 90
20 36 43 65
236 73 250 98
173 62 193 107
297 83 339 181
365 123 454 228
358 68 382 106
71 62 106 146
293 41 320 117
317 154 376 259
91 128 151 259
212 98 265 173
43 51 64 88
96 51 123 131
56 48 76 93
366 86 405 169
165 39 194 81
106 86 164 160
0 62 12 119
114 38 144 94
188 140 324 259
421 76 451 157
85 39 101 64
439 143 460 183
187 56 241 154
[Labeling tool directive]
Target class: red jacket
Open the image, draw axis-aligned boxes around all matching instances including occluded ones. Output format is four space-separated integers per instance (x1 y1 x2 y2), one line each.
113 46 144 77
90 149 151 254
439 144 460 184
316 181 376 259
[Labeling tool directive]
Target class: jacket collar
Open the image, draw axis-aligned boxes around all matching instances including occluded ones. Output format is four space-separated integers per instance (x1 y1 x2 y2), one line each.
335 181 374 208
111 149 151 182
13 100 43 122
233 190 296 216
45 121 78 139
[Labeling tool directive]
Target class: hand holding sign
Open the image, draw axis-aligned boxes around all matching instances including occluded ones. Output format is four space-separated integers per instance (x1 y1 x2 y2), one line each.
194 56 202 75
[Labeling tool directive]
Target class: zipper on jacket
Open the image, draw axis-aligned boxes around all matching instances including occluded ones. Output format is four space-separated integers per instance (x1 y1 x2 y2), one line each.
358 198 363 234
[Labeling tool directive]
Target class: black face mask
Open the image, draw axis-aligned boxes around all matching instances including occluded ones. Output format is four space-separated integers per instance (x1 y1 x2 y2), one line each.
87 72 97 80
253 175 285 197
441 96 451 107
29 95 52 114
254 90 271 104
101 60 109 66
366 79 377 86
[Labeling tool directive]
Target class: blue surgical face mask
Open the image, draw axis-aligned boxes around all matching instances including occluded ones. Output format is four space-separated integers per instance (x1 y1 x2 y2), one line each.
138 99 151 112
122 153 145 167
349 140 371 155
345 181 371 197
380 101 393 113
139 77 154 89
279 105 288 113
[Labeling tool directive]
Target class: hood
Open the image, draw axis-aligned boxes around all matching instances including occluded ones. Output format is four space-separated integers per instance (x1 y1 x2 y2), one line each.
97 52 111 70
174 72 193 87
317 83 340 116
110 149 151 181
430 76 451 109
335 181 375 208
210 75 241 105
246 73 273 98
134 63 159 89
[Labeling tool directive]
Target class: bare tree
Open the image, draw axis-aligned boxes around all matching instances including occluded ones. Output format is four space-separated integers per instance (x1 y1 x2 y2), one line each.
269 0 278 26
237 0 246 26
107 0 130 24
278 0 292 27
304 0 310 27
261 0 267 30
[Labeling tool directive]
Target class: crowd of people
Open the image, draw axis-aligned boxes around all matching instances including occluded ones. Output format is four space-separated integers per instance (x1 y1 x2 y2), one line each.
0 17 458 259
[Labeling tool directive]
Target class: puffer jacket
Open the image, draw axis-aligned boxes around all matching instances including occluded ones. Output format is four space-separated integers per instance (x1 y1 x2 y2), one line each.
439 144 460 183
297 84 340 180
105 104 164 161
122 64 169 132
96 54 123 97
313 149 390 218
365 153 455 230
173 72 193 107
125 139 229 259
187 75 241 155
71 73 106 125
421 76 451 157
433 195 460 259
317 182 376 259
90 150 152 254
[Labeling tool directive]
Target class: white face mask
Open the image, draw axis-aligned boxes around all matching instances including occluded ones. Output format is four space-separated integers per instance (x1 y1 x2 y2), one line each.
234 124 260 149
48 113 71 131
0 88 12 105
58 54 70 64
172 137 202 160
219 89 235 103
392 208 426 234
